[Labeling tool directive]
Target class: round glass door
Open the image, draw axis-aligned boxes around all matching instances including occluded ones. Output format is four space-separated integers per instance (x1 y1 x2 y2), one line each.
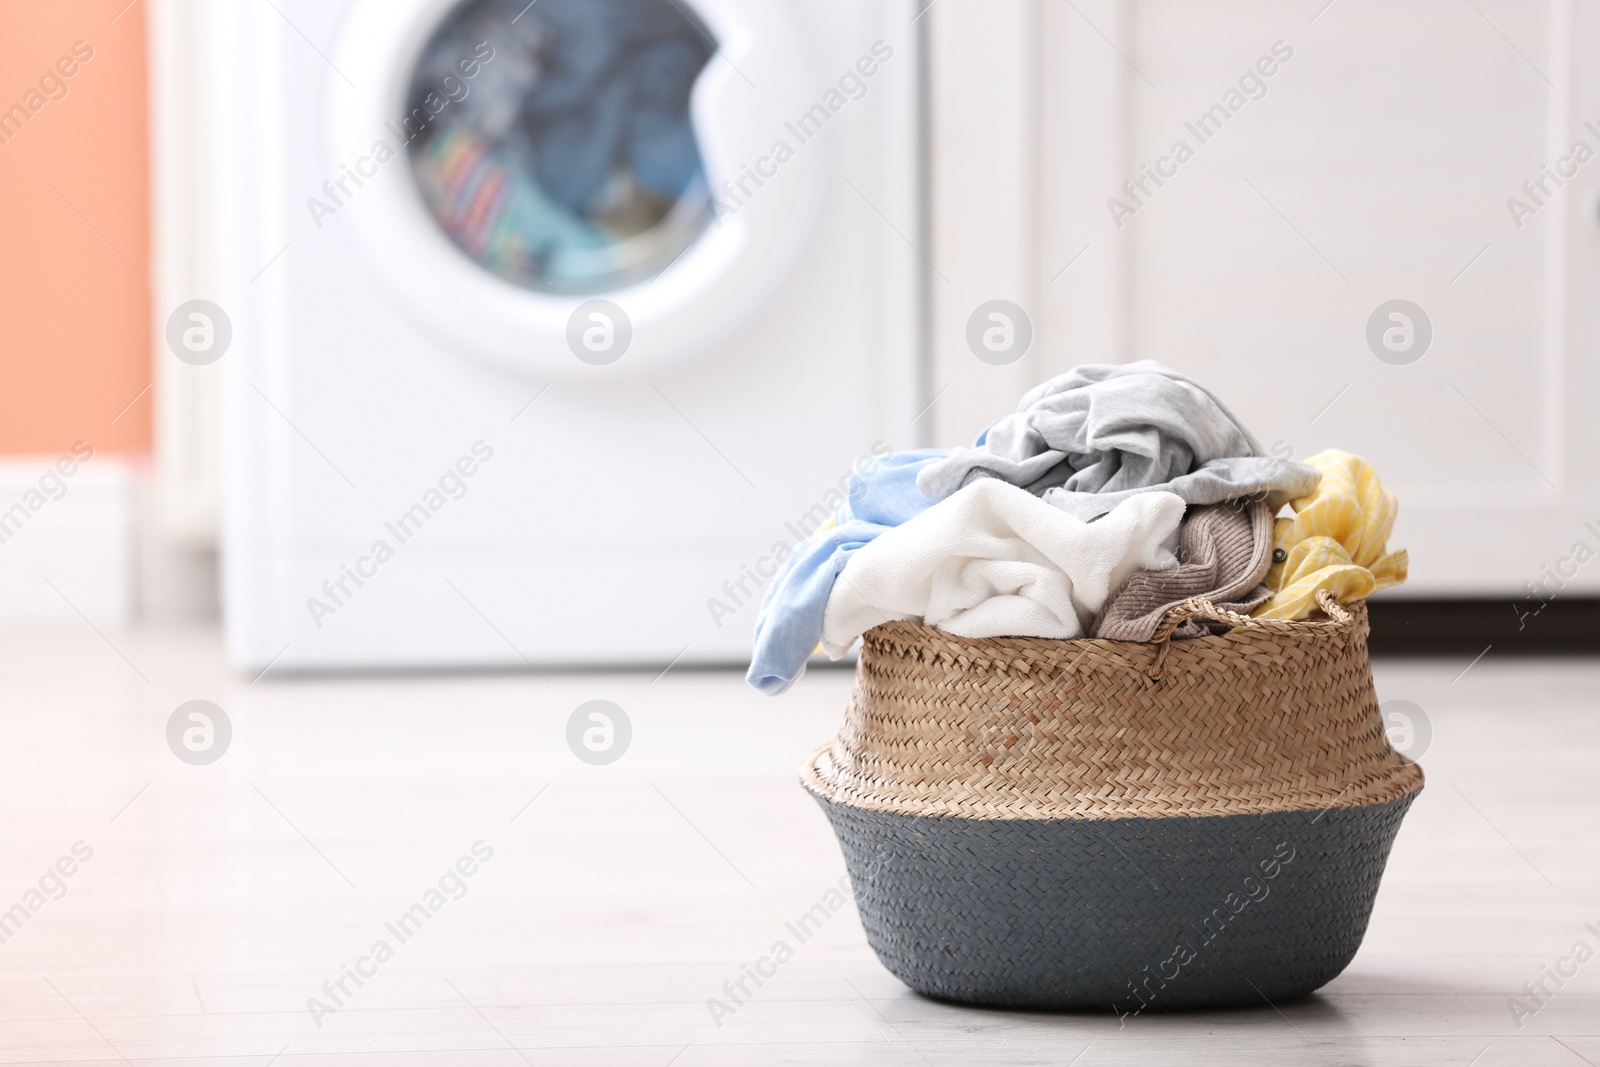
405 0 718 293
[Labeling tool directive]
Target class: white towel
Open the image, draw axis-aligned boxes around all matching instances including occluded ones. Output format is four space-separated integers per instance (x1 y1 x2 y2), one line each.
820 479 1185 656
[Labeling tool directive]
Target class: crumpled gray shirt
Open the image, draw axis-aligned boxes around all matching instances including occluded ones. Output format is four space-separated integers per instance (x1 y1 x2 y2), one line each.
916 361 1321 521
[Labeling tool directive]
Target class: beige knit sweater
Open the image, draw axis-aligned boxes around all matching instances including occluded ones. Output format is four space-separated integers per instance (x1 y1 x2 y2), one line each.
1091 499 1273 641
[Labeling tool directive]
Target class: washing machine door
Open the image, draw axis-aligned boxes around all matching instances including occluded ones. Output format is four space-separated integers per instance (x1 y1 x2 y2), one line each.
326 0 828 379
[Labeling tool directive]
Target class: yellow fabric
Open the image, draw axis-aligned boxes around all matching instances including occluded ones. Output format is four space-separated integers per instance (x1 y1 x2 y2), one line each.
1253 450 1408 621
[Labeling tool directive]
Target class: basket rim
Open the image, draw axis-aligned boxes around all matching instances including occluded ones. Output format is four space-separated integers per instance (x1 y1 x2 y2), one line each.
854 591 1359 680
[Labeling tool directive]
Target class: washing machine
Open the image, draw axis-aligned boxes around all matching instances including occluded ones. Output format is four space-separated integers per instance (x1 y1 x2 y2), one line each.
209 0 924 669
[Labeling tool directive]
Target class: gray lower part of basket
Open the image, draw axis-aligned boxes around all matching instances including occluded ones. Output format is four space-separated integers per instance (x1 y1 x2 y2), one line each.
812 791 1419 1012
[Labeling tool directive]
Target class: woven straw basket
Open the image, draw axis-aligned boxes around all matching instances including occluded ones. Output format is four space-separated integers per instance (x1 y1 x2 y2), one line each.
802 591 1422 1012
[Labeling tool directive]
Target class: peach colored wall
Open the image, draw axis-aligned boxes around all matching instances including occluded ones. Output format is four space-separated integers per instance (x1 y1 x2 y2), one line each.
0 0 150 455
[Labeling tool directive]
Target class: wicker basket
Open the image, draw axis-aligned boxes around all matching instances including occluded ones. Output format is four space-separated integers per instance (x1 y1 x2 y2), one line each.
801 591 1422 1012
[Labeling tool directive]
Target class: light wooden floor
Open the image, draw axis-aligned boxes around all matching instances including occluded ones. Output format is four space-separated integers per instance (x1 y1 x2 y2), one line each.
0 627 1595 1065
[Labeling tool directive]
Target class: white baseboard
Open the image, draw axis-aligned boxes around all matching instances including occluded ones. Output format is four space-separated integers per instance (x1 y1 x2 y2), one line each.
0 455 133 623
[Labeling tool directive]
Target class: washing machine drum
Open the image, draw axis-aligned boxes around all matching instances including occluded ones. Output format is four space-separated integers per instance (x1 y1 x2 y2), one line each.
406 0 719 293
329 0 828 378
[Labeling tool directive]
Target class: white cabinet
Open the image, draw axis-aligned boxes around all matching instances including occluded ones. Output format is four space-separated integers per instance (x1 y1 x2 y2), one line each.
929 0 1600 596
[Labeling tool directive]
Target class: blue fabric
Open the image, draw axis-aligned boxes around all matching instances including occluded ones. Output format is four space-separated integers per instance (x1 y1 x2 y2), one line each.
747 450 948 696
516 0 714 213
746 521 882 697
840 449 949 527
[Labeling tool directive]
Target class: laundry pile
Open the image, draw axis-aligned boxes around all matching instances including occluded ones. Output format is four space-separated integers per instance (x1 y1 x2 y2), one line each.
408 0 715 290
747 360 1408 695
